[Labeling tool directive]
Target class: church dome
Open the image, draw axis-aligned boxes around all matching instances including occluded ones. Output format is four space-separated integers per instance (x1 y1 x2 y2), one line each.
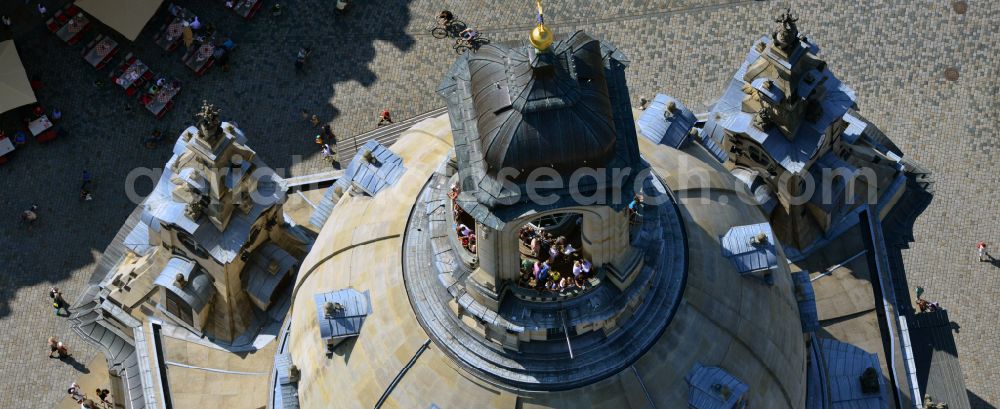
456 32 620 178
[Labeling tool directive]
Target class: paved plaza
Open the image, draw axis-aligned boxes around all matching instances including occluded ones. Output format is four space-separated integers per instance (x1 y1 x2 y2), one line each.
0 0 996 407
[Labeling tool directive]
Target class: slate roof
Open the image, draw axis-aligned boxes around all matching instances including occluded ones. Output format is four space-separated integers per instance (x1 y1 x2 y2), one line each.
704 35 857 174
908 310 972 409
438 30 643 211
314 289 372 340
153 257 216 312
143 126 282 264
791 271 819 332
243 243 298 310
720 223 778 275
273 353 300 409
685 362 749 409
637 94 696 149
340 139 405 196
818 338 889 409
70 300 151 409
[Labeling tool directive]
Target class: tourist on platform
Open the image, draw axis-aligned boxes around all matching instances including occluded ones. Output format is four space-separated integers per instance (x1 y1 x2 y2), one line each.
538 261 551 283
548 245 559 264
563 243 577 256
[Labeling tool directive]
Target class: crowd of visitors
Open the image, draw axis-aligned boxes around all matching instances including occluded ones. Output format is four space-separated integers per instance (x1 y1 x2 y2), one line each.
518 225 593 292
448 183 477 253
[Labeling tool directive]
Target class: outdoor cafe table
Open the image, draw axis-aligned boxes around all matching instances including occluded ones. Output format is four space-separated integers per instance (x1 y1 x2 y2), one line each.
232 0 262 19
116 60 149 89
184 42 215 73
155 17 185 51
55 14 89 43
84 36 118 67
0 136 14 157
144 82 181 115
28 115 54 137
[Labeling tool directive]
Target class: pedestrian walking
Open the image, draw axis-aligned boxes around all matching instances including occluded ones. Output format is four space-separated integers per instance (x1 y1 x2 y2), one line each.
21 204 39 230
322 124 337 146
377 109 392 127
67 382 86 403
95 388 111 406
300 109 310 122
81 398 96 408
81 170 92 189
295 47 313 72
2 15 12 29
56 341 70 359
48 337 59 358
37 3 47 15
310 114 321 128
976 241 990 262
321 143 334 162
50 287 69 315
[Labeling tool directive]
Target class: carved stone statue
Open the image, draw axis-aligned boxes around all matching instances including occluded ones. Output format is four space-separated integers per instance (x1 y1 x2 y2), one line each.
195 101 223 143
772 8 799 52
752 107 774 130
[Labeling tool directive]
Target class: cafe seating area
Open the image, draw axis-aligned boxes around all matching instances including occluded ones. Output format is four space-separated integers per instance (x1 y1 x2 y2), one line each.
152 3 235 77
3 0 260 165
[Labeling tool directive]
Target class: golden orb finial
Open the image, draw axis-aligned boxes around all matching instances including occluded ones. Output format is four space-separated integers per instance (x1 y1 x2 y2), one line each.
530 0 553 51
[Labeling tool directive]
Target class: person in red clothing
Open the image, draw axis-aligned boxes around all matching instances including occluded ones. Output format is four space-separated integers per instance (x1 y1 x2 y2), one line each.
976 241 991 262
377 109 392 127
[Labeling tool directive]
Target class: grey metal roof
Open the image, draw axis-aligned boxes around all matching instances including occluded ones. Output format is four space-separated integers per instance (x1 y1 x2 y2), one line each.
706 35 857 174
340 140 405 197
464 35 617 176
309 180 342 229
818 338 889 409
143 131 282 264
153 257 216 312
70 300 149 409
908 310 972 409
637 94 696 149
685 362 749 409
791 271 819 332
720 223 778 275
243 243 297 309
438 30 643 211
694 119 730 163
273 353 300 409
314 289 372 340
